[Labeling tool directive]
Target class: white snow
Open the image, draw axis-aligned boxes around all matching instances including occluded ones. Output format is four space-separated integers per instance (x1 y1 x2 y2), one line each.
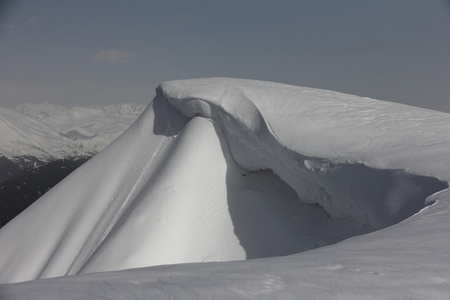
1 78 450 299
0 102 144 160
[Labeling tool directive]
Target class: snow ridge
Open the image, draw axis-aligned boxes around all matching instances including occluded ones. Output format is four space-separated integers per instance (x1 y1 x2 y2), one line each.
160 78 449 229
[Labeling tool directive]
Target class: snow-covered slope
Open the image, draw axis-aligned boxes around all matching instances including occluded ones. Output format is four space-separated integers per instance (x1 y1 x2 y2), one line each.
0 102 144 160
1 78 450 299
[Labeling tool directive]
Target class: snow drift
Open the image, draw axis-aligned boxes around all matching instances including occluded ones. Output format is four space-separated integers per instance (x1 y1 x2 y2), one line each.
0 78 450 298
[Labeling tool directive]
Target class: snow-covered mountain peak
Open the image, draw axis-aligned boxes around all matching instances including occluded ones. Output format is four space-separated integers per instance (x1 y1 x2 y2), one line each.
15 102 70 119
15 102 145 119
96 103 146 116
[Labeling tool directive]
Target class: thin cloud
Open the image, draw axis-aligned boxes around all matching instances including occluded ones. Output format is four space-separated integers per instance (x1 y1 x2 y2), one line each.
27 17 39 25
0 23 16 29
320 43 378 56
167 13 196 21
92 49 140 63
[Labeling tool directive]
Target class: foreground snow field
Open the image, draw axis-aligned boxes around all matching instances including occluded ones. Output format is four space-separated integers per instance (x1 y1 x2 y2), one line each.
1 78 450 299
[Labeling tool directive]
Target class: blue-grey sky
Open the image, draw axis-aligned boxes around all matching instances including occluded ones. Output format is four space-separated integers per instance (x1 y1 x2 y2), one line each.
1 0 449 112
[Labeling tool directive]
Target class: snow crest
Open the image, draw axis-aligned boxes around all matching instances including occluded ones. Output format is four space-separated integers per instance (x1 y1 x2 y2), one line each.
160 78 448 229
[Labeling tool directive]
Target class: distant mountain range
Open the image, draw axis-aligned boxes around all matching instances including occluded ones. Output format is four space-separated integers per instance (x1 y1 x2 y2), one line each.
0 102 145 227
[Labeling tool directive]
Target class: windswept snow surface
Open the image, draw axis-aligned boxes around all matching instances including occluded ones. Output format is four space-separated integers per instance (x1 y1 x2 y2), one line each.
1 78 450 298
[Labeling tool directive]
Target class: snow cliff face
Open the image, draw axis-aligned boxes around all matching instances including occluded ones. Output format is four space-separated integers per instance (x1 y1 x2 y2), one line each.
0 79 449 299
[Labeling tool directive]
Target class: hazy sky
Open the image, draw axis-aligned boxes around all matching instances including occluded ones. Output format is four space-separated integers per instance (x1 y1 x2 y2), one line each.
0 0 449 112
